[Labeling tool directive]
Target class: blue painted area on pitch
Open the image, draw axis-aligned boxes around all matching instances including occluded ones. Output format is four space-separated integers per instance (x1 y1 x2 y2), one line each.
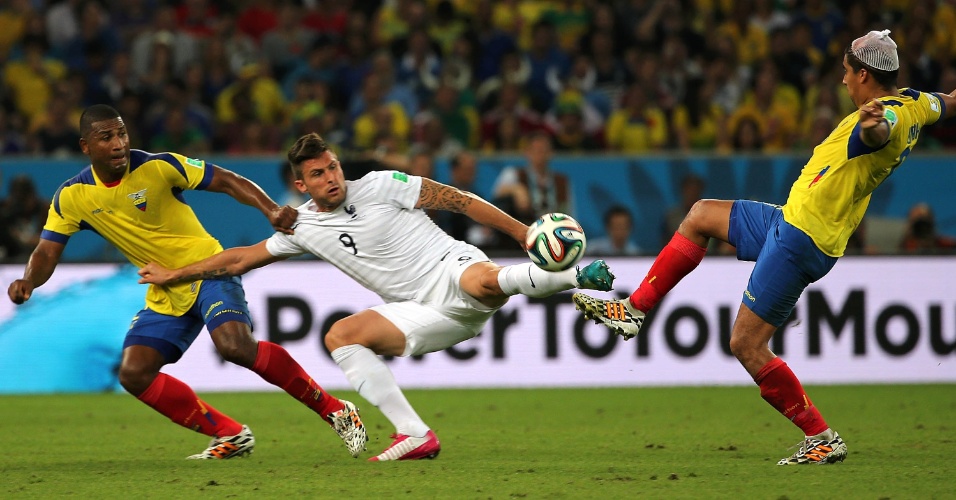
0 266 143 394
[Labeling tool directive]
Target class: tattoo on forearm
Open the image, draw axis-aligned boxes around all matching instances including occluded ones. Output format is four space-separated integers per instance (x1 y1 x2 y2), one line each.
420 181 473 213
181 267 231 282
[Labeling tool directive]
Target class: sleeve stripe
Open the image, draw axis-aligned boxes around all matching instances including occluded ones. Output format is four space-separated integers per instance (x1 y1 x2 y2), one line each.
196 162 216 190
40 229 69 244
847 122 890 160
155 152 188 182
931 92 947 123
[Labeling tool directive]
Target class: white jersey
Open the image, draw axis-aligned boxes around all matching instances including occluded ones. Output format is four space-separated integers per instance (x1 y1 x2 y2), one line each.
265 170 477 303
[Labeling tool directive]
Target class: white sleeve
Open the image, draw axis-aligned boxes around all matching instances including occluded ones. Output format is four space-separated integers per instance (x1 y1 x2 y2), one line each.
265 232 307 258
363 170 422 210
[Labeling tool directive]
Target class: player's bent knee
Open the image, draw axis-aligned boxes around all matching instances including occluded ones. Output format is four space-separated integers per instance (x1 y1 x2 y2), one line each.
117 364 157 396
324 323 355 351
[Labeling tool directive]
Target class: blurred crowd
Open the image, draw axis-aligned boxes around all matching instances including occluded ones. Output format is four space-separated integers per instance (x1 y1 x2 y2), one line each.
2 0 956 159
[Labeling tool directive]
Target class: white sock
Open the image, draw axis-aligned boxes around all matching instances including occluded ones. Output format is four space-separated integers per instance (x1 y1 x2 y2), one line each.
331 345 430 438
496 262 577 298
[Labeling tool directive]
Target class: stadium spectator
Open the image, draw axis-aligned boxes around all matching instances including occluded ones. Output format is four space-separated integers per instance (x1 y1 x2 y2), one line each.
899 202 956 254
589 205 641 256
428 0 467 57
604 84 668 152
0 107 27 154
492 131 572 224
548 95 602 151
0 174 47 261
129 5 199 84
541 0 590 54
573 29 956 466
672 80 726 151
260 2 316 82
352 76 411 151
282 35 340 100
111 0 153 49
409 109 463 158
662 173 705 243
3 36 66 123
524 19 569 113
148 106 209 156
470 0 517 83
30 92 81 156
99 51 139 104
59 0 120 74
175 0 218 39
438 151 495 247
136 132 614 462
0 0 31 61
44 0 81 50
6 105 367 460
725 60 801 152
717 0 769 67
235 0 278 44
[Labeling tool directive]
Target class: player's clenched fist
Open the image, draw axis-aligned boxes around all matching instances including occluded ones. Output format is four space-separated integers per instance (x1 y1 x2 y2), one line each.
7 279 34 304
859 99 886 129
270 205 298 235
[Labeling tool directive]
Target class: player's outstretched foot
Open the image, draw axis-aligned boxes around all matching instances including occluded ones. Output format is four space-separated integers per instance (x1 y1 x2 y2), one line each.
572 293 644 340
369 430 441 462
777 429 847 465
328 400 368 458
186 424 255 459
575 260 614 291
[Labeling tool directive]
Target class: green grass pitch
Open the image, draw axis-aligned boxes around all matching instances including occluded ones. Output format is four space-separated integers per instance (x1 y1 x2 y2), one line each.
2 385 953 498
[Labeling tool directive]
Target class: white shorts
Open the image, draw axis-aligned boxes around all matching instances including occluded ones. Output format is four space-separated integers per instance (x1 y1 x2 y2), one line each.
370 244 499 357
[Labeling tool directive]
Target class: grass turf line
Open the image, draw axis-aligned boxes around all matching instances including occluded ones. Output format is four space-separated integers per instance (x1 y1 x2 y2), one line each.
1 385 953 498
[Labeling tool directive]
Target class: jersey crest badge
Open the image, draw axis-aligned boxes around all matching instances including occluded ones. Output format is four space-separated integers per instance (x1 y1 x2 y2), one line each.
127 188 148 211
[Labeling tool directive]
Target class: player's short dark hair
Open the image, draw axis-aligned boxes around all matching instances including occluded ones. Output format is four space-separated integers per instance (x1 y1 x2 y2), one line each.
79 104 121 137
845 46 898 89
287 132 331 180
603 205 632 227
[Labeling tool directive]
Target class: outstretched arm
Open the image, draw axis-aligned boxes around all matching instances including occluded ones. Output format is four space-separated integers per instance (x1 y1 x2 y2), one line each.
417 178 529 248
206 166 298 234
938 89 956 120
7 239 65 304
138 241 284 286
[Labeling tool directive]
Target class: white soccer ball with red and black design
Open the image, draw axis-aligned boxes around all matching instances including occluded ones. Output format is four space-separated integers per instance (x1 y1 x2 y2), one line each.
525 213 587 272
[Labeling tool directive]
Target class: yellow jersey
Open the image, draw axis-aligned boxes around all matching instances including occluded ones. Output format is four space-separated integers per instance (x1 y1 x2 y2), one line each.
42 150 223 315
782 89 945 257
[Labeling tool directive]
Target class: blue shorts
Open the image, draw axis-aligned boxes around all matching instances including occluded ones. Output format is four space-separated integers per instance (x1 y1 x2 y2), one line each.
727 200 837 326
122 276 252 363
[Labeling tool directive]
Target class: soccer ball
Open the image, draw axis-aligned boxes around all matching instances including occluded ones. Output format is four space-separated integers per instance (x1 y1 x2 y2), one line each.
525 213 587 272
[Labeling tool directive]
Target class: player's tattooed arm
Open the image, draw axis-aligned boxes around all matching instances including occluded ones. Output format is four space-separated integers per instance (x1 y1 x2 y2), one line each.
415 178 528 246
177 267 232 282
416 178 473 213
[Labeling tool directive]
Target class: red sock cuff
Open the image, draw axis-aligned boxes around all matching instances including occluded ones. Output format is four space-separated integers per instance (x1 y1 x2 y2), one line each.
137 372 167 405
754 357 785 384
670 231 707 261
253 340 271 373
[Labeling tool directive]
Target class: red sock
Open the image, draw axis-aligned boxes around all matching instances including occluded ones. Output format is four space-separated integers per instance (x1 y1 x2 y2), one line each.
252 341 344 423
755 357 829 436
629 232 707 312
137 373 243 437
